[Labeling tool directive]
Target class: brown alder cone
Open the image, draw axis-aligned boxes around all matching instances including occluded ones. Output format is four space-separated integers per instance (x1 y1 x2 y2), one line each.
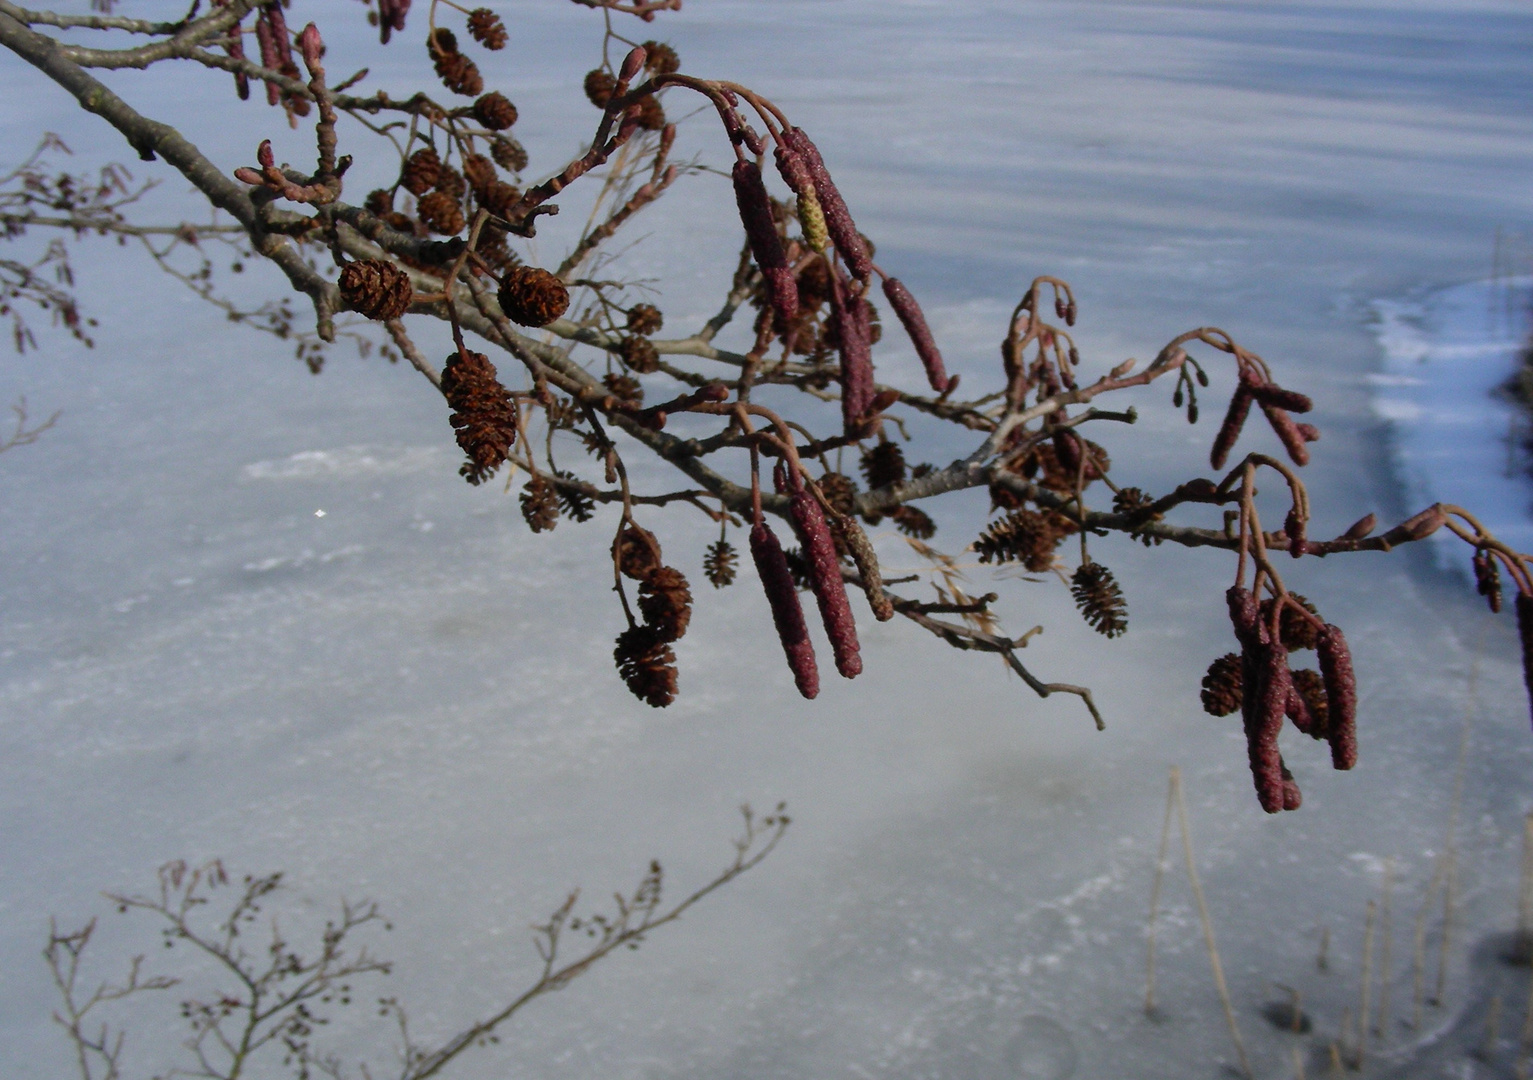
520 475 560 533
473 92 518 130
790 488 862 679
440 350 517 485
1260 593 1321 652
892 505 936 539
477 180 522 219
818 472 858 518
613 522 662 581
1288 667 1329 737
638 566 693 642
435 50 483 96
861 441 905 490
401 146 441 196
433 163 466 201
1071 562 1128 638
641 40 680 74
703 539 737 588
1200 653 1243 716
498 266 569 326
602 372 643 403
619 335 660 374
365 188 394 216
973 509 1075 573
584 69 617 107
490 135 529 173
466 8 507 50
474 228 519 274
461 153 496 193
614 624 678 708
416 190 466 235
337 260 413 320
627 304 664 336
750 521 820 699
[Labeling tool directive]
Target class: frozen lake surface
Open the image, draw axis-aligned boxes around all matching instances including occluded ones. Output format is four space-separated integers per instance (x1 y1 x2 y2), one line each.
3 2 1533 1078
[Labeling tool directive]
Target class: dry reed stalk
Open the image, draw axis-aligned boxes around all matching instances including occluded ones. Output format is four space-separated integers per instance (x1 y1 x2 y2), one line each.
1145 767 1177 1016
1317 926 1330 972
1328 1041 1345 1078
1376 857 1395 1043
1519 812 1533 961
1292 1044 1307 1080
1412 858 1447 1030
1173 767 1252 1079
1356 900 1376 1069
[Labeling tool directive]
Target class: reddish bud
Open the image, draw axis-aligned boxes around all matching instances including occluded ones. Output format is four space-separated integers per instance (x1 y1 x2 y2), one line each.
619 46 647 83
1342 513 1376 540
298 23 324 74
1316 624 1357 770
882 277 948 393
750 522 819 699
790 488 862 678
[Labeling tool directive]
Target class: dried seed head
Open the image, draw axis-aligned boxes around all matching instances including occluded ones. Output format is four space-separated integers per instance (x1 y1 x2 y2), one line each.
519 474 560 533
633 95 666 131
465 8 507 50
613 522 661 581
401 146 441 195
461 153 496 194
892 505 936 539
1071 562 1128 638
881 277 949 393
365 188 393 216
614 624 678 708
416 190 466 235
638 565 692 642
619 335 660 374
498 266 569 327
1200 653 1243 716
435 50 483 96
583 68 617 108
553 472 595 522
861 441 906 490
973 509 1075 573
1316 623 1358 770
625 304 664 336
427 26 458 54
1112 486 1163 547
818 472 859 518
490 135 528 173
440 349 517 484
750 521 820 699
641 40 680 74
473 91 518 130
703 539 738 588
790 488 862 679
338 260 413 321
603 372 642 403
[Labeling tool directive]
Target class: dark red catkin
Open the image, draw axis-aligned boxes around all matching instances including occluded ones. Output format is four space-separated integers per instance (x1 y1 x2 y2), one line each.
1280 759 1303 811
881 277 948 393
829 271 874 434
254 8 282 106
1316 623 1358 770
789 485 862 679
750 521 820 699
1052 427 1082 480
731 160 798 325
783 127 872 280
1250 640 1294 814
1260 400 1311 467
1285 681 1316 735
1517 593 1533 730
224 27 250 101
1248 381 1313 414
264 1 294 75
1209 379 1255 471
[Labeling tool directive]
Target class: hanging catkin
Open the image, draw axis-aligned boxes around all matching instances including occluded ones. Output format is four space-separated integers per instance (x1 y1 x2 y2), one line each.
750 521 819 699
1316 624 1358 770
789 487 862 678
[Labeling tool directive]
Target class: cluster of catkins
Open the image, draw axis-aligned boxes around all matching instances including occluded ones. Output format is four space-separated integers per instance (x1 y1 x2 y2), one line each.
1210 363 1319 471
721 114 950 435
1202 587 1357 812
